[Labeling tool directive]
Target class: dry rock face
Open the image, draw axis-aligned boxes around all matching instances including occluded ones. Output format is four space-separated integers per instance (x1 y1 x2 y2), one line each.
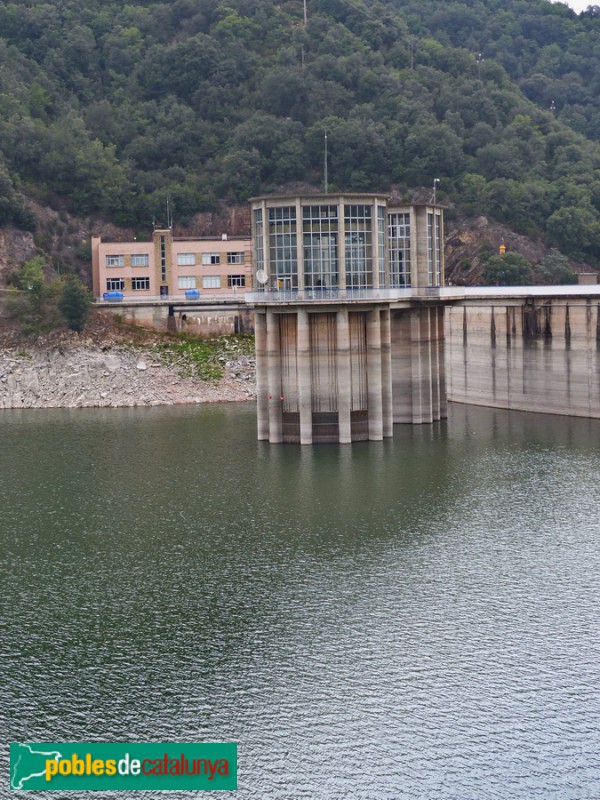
0 227 37 283
445 215 551 285
0 344 256 410
0 308 256 409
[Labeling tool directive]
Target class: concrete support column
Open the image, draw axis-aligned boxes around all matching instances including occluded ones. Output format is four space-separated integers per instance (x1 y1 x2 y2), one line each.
391 311 412 424
255 311 269 440
381 308 393 437
438 307 448 419
297 309 313 444
337 308 352 443
430 306 441 421
266 310 283 443
411 308 433 423
366 309 383 440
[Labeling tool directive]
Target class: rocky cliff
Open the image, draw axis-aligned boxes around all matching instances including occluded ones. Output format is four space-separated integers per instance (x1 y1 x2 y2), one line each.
0 313 256 410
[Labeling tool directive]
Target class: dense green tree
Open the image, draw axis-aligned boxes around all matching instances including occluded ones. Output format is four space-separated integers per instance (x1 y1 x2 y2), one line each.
6 256 62 331
534 249 577 284
483 253 533 286
3 0 600 268
58 274 92 332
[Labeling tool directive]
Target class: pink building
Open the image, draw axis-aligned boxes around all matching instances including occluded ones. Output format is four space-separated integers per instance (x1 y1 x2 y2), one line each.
91 229 253 299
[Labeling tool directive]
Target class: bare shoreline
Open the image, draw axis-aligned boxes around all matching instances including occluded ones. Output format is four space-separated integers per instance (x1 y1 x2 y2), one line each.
0 343 256 409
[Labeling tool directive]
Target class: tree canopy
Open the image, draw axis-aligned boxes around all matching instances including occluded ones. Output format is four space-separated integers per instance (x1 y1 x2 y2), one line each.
1 0 600 263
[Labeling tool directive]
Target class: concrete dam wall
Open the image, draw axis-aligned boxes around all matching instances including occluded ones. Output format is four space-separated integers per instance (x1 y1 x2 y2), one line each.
446 296 600 418
255 302 447 444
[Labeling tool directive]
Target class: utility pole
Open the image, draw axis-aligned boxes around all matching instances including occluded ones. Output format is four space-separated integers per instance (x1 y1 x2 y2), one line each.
324 132 328 194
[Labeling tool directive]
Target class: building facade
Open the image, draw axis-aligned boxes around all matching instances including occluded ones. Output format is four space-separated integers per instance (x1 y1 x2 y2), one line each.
249 194 447 444
251 194 444 292
92 229 253 299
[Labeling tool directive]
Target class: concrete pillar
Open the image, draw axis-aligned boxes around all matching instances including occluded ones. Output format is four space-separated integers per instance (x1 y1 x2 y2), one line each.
411 308 433 423
297 309 312 444
266 310 283 443
366 309 383 440
337 308 352 443
255 311 269 440
167 307 177 332
381 308 393 437
438 307 448 418
430 306 441 421
391 311 413 423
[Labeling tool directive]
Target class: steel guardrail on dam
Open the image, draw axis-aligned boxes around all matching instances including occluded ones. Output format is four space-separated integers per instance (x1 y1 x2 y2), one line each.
94 285 600 311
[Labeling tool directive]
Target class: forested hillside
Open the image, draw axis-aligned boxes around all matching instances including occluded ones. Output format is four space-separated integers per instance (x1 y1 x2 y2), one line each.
1 0 600 270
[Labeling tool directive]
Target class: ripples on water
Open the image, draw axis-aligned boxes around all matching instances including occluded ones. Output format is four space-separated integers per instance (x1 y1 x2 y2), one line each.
1 403 599 799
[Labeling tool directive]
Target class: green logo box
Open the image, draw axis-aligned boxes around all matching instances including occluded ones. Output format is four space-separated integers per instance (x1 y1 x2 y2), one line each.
10 742 237 791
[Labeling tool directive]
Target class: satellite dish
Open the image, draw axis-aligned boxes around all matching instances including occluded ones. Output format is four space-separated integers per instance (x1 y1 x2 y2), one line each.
256 269 268 285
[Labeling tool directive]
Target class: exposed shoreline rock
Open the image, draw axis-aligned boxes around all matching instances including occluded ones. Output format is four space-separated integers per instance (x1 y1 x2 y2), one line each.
0 344 256 409
0 313 256 410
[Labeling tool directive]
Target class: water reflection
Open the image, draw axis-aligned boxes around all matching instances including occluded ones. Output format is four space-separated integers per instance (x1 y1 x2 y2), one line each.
1 403 599 799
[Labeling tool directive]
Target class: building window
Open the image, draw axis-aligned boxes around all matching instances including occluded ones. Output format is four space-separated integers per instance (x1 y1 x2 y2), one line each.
131 254 150 267
202 253 221 265
203 275 221 289
268 206 297 288
302 205 338 289
106 255 124 267
378 205 386 288
132 277 150 290
106 278 125 290
344 205 373 289
227 275 246 288
177 253 196 266
254 208 264 278
427 213 434 285
178 276 197 289
227 252 245 264
160 235 166 281
435 214 442 286
388 212 411 288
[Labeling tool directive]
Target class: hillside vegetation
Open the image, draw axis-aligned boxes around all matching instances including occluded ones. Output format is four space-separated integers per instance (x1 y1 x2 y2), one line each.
1 0 600 268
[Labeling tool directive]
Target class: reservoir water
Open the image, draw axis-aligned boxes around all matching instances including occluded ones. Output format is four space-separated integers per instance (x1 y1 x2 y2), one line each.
1 402 599 799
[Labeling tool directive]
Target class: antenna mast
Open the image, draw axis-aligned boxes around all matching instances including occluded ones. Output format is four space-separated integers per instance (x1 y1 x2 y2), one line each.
324 131 328 194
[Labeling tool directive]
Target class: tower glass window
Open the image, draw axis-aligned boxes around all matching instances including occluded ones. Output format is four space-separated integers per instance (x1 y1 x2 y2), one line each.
269 206 297 288
377 205 386 288
254 209 264 276
427 213 434 286
344 205 373 289
435 214 442 286
388 212 411 287
302 205 338 289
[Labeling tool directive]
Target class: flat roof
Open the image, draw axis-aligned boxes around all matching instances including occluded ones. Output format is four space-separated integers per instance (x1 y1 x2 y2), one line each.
250 192 388 203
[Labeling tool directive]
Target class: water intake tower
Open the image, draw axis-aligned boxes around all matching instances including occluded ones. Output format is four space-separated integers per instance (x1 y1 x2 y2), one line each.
247 194 447 444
